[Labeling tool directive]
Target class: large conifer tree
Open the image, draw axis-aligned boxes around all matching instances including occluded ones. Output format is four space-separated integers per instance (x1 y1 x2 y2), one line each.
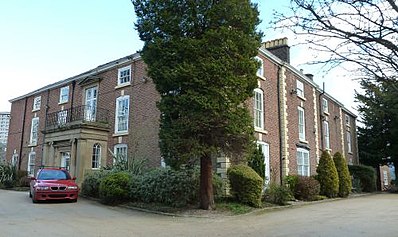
132 0 262 209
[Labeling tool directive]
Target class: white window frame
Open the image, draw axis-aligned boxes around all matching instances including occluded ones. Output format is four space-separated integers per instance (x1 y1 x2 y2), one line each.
254 88 264 130
29 117 39 146
92 143 101 169
298 107 306 141
323 121 330 150
57 110 68 125
114 144 128 164
347 131 352 153
255 56 264 77
322 98 329 114
297 148 310 176
257 141 270 185
60 152 71 171
59 86 69 104
33 96 41 111
115 95 130 134
118 65 131 86
296 80 304 98
27 152 36 176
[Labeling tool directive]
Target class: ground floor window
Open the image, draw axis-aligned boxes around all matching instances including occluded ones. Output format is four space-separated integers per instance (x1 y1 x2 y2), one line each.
60 152 70 171
114 144 128 164
92 144 101 169
27 152 36 176
297 148 310 176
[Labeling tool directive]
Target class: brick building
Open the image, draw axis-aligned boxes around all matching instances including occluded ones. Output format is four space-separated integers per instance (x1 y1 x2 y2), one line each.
6 38 358 184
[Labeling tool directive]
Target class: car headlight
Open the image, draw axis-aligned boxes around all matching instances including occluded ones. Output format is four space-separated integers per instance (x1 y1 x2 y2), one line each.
36 186 49 191
67 186 78 190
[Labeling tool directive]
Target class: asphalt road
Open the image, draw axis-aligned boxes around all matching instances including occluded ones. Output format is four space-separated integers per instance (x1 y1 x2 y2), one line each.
0 190 397 237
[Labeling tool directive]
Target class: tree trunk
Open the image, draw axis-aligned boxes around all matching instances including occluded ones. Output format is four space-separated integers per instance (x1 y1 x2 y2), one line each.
199 154 214 210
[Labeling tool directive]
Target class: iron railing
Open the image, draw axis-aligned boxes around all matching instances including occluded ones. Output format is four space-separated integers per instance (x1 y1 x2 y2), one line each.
46 106 109 128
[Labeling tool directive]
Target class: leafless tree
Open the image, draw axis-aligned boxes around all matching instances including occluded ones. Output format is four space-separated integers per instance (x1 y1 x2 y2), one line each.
272 0 398 80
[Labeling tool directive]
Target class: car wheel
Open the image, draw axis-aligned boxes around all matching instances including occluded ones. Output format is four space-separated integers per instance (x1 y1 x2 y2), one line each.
31 195 38 203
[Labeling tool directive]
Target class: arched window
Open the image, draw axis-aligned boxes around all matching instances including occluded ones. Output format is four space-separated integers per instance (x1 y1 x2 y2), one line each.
92 143 101 169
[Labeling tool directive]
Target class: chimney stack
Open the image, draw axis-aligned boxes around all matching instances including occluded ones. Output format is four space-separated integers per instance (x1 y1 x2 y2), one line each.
305 73 314 80
262 37 290 63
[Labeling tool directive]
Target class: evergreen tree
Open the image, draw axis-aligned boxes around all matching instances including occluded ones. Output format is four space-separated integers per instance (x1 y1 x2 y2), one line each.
356 77 398 179
133 0 262 209
247 146 265 180
333 152 352 198
316 150 339 198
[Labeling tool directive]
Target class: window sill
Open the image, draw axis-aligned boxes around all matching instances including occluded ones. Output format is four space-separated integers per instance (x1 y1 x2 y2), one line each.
58 101 68 105
297 95 306 101
28 143 37 147
257 75 267 81
113 132 129 137
254 128 268 134
348 151 353 155
32 109 40 112
299 139 308 144
323 111 330 116
115 82 131 89
346 124 351 128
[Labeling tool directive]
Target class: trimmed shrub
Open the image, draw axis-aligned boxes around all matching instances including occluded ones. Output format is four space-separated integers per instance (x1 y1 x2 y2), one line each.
227 164 263 207
264 183 293 205
333 152 352 197
137 168 200 207
99 172 131 205
348 165 376 192
316 151 339 198
0 162 17 188
81 170 111 198
247 146 265 180
294 176 320 201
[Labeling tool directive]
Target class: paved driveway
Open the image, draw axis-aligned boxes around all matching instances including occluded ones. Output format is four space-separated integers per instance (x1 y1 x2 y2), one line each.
0 190 397 237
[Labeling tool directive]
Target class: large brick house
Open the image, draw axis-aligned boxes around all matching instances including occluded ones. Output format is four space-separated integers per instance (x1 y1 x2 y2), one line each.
6 38 358 184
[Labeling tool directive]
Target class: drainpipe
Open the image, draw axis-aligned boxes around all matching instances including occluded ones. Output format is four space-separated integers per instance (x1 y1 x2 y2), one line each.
70 80 76 108
277 65 284 185
18 97 28 170
41 89 50 166
319 82 325 151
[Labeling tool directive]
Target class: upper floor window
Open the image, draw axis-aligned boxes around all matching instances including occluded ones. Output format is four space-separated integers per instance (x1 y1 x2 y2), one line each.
322 98 329 114
296 80 304 98
297 148 310 176
118 66 131 86
345 114 350 126
115 95 130 133
92 143 101 169
347 131 352 153
59 86 69 104
323 121 330 150
255 56 264 77
33 96 41 111
253 88 264 129
29 117 39 146
298 107 306 141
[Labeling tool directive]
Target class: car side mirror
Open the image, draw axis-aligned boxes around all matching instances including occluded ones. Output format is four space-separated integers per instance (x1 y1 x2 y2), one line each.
72 177 77 180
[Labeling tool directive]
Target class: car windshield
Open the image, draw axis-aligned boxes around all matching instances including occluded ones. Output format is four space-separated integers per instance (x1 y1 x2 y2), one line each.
37 169 71 180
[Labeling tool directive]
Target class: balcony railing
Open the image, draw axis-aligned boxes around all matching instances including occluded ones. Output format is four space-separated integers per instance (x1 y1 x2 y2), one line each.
45 106 109 129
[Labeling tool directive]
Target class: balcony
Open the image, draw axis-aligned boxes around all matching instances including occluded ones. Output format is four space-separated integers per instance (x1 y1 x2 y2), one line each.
44 106 110 133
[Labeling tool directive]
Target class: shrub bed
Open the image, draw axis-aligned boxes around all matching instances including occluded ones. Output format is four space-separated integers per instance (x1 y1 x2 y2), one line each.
348 165 376 192
81 170 111 198
294 176 320 201
99 172 132 205
264 183 292 205
227 164 263 207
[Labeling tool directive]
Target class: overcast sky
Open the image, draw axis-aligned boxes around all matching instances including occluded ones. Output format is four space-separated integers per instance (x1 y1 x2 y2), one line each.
0 0 359 114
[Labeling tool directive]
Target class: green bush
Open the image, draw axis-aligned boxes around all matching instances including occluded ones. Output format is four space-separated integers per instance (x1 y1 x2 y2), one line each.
0 162 17 188
247 146 265 180
316 151 339 198
348 165 376 192
264 183 293 205
99 172 131 205
294 176 320 201
285 175 299 194
81 170 111 198
137 168 200 207
227 164 263 207
333 152 352 197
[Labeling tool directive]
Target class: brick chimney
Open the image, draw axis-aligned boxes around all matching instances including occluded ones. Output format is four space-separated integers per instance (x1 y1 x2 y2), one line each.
262 37 290 63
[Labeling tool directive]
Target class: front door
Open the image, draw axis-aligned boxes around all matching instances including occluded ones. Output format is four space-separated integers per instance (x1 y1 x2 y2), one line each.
85 86 98 121
60 152 71 171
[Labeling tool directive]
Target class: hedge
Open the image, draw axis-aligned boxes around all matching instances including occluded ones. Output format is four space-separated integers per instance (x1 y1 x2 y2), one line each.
348 165 376 192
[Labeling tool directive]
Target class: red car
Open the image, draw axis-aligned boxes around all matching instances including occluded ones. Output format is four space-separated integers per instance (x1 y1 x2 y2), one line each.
30 167 79 203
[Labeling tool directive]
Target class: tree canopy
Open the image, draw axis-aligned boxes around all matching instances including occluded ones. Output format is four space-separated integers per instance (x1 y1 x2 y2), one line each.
132 0 262 209
356 77 398 178
272 0 398 79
